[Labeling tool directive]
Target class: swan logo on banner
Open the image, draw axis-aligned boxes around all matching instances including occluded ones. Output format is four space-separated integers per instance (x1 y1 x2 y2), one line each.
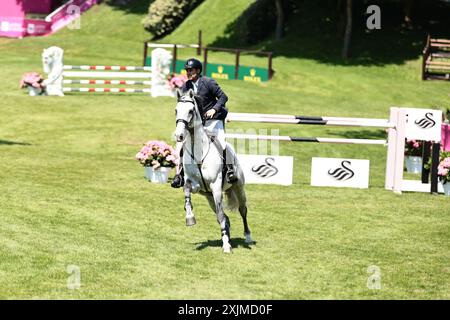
251 157 279 178
414 112 436 129
327 160 355 181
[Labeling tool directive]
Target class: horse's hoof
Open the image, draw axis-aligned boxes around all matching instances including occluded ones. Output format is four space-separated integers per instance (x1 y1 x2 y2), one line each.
223 245 232 253
245 234 254 244
186 216 196 226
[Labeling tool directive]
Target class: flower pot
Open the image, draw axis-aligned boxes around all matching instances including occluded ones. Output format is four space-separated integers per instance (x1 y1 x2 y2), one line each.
405 156 422 174
442 182 450 196
144 167 171 183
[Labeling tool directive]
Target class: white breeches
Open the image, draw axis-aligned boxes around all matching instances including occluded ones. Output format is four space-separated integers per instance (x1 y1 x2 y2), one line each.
203 119 226 150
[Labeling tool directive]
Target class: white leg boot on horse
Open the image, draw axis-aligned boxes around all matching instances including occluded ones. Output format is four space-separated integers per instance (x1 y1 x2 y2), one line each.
184 180 196 226
210 182 232 253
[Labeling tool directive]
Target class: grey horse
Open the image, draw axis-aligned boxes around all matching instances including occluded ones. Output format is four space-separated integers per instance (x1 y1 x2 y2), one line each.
174 89 253 253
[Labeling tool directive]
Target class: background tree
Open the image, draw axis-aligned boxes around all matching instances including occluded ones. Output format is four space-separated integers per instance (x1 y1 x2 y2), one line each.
275 0 285 40
341 0 352 59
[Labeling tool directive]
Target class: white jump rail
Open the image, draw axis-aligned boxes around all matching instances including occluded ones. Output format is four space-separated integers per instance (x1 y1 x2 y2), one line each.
62 65 153 94
226 108 443 194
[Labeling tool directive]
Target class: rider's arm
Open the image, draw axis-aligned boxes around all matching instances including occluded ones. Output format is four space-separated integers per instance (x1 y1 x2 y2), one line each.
209 79 228 112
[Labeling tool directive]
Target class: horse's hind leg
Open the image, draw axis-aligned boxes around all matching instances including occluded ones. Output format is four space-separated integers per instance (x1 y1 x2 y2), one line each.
210 183 232 253
184 180 196 226
234 184 253 244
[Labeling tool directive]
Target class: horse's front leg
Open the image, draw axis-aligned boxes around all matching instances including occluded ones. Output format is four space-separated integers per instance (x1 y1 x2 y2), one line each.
184 180 196 226
211 180 232 253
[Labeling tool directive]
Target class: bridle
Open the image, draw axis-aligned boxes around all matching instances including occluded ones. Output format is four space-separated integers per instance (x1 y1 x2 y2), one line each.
175 97 200 129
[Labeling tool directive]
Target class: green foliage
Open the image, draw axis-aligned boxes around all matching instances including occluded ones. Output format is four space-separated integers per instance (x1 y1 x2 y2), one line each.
142 0 203 39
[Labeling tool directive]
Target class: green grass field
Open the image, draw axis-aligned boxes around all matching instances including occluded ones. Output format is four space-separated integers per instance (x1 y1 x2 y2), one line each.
0 1 449 299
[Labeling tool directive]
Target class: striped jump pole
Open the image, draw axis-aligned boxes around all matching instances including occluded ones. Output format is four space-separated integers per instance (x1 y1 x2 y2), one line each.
63 80 152 85
227 112 393 128
225 133 387 145
63 65 152 71
62 64 154 94
62 88 152 93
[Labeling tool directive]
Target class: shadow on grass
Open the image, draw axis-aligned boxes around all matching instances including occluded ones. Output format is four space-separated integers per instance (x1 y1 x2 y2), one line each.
103 0 152 15
209 0 450 66
0 140 31 146
194 237 257 251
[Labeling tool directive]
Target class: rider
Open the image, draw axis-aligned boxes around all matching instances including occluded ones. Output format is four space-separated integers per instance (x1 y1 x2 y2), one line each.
171 58 237 188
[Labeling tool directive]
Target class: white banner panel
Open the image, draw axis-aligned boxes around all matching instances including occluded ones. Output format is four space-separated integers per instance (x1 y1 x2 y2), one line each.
403 108 442 142
237 154 293 186
311 157 370 189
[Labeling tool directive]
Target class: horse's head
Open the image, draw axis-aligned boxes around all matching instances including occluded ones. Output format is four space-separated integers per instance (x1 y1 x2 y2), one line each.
42 46 64 74
175 89 200 142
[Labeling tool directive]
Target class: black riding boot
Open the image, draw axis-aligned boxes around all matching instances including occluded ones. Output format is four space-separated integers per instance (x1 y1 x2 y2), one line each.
224 149 238 183
171 148 185 188
171 168 185 188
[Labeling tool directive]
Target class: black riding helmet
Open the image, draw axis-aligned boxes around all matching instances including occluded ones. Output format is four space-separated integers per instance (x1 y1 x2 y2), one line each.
184 58 202 73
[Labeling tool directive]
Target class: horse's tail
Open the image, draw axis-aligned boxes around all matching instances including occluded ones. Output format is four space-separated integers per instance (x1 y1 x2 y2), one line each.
224 188 239 212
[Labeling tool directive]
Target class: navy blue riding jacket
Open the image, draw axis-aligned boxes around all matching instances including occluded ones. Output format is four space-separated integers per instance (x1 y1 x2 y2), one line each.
182 76 228 121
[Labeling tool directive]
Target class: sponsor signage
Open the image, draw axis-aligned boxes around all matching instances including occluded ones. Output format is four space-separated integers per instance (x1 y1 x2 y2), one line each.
403 108 442 142
144 59 269 82
237 154 293 186
238 66 269 82
311 157 370 189
205 63 234 80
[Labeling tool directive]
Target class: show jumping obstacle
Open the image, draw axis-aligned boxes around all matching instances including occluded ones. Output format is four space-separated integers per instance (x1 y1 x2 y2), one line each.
62 65 153 94
226 107 443 194
60 48 174 97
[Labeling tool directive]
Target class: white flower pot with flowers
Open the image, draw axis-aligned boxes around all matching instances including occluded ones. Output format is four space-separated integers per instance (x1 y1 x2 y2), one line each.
404 139 423 174
136 140 178 184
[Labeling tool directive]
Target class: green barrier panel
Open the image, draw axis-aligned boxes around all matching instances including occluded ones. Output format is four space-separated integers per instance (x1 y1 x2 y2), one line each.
238 65 269 82
175 60 186 74
205 63 235 80
145 58 269 82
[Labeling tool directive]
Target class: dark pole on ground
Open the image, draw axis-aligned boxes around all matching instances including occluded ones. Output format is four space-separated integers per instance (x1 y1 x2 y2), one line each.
172 45 177 73
203 48 208 75
143 41 148 66
430 142 440 194
268 52 273 79
421 141 431 183
197 30 202 56
235 50 240 80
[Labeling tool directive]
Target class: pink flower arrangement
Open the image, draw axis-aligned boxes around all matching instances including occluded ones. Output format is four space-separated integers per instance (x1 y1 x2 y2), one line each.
437 152 450 184
405 139 423 157
168 73 187 89
135 140 178 169
19 72 45 89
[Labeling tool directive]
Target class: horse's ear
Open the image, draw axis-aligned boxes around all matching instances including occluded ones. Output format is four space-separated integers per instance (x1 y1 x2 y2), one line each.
188 89 194 98
176 89 182 99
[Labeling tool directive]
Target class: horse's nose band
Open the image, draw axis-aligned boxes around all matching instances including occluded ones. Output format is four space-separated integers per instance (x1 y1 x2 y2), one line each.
176 119 189 127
